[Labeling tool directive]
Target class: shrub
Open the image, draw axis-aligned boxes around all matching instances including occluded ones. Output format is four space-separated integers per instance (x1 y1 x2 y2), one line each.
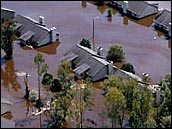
42 72 53 86
121 63 135 74
106 44 125 63
79 38 91 49
50 79 62 92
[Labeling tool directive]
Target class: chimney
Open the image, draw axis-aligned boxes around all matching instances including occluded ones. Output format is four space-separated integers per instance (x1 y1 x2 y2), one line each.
49 27 57 42
123 1 128 14
39 16 44 25
97 47 103 56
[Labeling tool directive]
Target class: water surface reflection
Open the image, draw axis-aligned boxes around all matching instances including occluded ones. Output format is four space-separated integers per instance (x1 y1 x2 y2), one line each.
1 59 21 91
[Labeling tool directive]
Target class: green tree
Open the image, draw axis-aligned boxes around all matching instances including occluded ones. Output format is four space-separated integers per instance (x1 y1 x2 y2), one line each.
34 52 48 109
103 75 124 92
79 38 91 49
106 44 125 63
129 86 155 128
50 79 62 92
1 19 16 60
121 63 135 74
72 79 94 128
156 74 171 128
105 87 126 128
123 79 138 112
47 61 74 128
142 117 157 128
161 116 171 128
104 76 138 112
42 72 53 86
158 74 171 116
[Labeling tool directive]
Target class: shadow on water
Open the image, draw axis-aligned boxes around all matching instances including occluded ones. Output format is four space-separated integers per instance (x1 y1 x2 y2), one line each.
1 59 21 91
19 41 60 55
35 41 60 55
123 14 157 27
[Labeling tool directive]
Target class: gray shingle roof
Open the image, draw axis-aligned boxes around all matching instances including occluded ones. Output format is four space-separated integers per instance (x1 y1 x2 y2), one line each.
62 44 111 78
154 9 171 27
112 1 158 18
15 14 56 46
127 1 158 18
19 30 35 41
73 63 90 75
61 52 79 62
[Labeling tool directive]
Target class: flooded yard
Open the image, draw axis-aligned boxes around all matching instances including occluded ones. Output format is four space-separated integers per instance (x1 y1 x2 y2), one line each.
1 1 171 128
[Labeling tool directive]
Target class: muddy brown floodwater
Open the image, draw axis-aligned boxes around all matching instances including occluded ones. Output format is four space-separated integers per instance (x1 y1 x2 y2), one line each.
1 1 171 128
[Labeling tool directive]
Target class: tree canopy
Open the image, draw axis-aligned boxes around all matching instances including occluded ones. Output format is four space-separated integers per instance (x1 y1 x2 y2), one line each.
1 19 16 60
106 44 125 63
121 62 135 74
79 38 91 49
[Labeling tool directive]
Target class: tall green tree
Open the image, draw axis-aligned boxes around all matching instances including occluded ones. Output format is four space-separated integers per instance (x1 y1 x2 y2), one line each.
47 61 74 128
34 52 48 109
106 44 125 63
129 86 155 128
123 79 138 112
156 74 171 128
105 87 126 128
103 75 124 92
71 79 94 128
1 19 16 60
104 76 138 112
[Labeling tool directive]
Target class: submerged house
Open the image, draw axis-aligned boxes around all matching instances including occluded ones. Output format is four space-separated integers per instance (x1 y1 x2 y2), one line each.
62 44 115 81
15 14 59 47
1 7 15 23
153 9 171 37
107 1 158 19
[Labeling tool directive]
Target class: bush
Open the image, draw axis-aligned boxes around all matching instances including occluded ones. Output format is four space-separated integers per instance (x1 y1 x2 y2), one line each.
121 63 135 74
106 44 125 63
79 38 91 49
50 79 62 92
42 72 53 86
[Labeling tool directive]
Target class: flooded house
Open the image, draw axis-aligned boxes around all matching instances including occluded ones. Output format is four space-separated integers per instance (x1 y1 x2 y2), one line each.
62 44 115 81
62 43 144 82
1 7 15 23
15 14 59 47
106 1 158 19
153 9 171 37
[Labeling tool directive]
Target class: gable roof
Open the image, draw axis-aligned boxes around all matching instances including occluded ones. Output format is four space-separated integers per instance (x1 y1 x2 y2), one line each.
127 1 158 18
73 63 90 75
15 14 51 44
154 9 171 27
19 30 35 41
62 44 111 78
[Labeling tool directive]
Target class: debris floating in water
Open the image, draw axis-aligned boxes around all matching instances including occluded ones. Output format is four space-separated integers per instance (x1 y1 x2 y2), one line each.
15 72 31 77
